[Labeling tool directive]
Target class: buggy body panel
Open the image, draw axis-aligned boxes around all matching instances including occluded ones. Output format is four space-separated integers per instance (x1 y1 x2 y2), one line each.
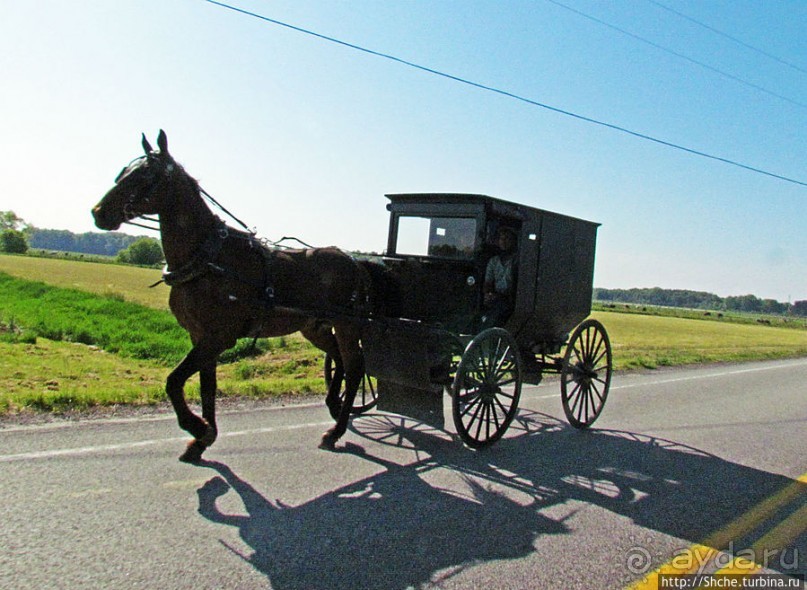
385 193 598 339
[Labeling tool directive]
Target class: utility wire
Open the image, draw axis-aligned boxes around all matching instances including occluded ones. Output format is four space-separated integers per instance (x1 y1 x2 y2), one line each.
201 0 807 189
545 0 807 109
646 0 807 76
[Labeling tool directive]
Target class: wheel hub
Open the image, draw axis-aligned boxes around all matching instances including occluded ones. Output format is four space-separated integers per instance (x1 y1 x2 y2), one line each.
479 381 500 402
574 362 598 383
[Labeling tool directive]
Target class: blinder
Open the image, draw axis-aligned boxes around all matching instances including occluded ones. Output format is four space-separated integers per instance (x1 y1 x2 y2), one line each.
115 154 175 223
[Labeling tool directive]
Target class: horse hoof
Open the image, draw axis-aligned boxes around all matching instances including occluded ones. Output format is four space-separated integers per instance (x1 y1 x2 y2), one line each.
179 440 206 464
319 432 337 451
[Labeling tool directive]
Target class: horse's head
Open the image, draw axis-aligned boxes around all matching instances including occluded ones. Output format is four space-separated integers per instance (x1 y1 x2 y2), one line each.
92 130 177 231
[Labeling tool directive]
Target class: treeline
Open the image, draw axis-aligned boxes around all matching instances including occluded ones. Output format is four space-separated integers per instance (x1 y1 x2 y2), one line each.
595 287 807 317
28 229 143 257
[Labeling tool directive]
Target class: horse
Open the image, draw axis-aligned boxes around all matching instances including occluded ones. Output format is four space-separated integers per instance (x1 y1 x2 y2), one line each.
92 130 370 463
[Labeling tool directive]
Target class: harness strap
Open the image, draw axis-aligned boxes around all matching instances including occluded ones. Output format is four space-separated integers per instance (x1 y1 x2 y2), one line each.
206 245 277 310
161 220 228 287
200 187 252 234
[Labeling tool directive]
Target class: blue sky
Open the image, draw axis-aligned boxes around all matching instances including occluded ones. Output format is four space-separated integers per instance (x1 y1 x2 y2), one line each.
1 0 805 301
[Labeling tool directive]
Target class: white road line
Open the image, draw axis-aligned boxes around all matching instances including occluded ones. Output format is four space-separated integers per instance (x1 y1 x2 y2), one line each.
609 360 807 391
2 359 805 463
0 420 333 463
521 358 807 400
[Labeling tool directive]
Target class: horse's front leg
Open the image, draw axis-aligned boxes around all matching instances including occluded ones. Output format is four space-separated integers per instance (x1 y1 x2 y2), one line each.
166 346 219 463
180 359 220 464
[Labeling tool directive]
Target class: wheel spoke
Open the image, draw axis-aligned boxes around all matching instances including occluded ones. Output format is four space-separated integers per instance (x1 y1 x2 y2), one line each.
582 385 591 423
472 402 486 440
493 395 510 420
568 382 584 415
590 381 605 405
494 359 516 382
459 394 482 414
461 392 483 419
590 346 608 370
573 345 584 366
583 326 593 358
492 344 511 376
589 335 604 365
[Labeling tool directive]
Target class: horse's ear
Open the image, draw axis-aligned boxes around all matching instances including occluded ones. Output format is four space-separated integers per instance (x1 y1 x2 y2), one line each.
142 133 153 154
157 129 169 155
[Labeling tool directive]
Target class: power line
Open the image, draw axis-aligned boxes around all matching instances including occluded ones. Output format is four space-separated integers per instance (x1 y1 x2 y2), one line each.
545 0 807 110
200 0 807 189
646 0 807 76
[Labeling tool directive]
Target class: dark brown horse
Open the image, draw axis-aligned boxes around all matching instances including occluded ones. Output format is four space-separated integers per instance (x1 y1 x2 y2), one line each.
92 130 369 462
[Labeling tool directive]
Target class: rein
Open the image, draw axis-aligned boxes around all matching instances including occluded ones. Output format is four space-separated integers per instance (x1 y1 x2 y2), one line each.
199 187 252 235
120 154 315 313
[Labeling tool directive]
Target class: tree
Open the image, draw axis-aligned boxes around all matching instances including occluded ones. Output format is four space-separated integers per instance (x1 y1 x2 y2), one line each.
0 229 29 254
117 238 164 266
792 301 807 317
725 294 762 313
0 211 28 232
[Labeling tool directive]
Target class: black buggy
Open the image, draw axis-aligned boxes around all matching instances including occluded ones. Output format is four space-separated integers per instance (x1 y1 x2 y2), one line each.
327 193 611 448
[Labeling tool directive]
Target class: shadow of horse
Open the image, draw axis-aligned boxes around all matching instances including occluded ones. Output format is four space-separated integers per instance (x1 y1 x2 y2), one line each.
196 412 805 589
198 457 566 589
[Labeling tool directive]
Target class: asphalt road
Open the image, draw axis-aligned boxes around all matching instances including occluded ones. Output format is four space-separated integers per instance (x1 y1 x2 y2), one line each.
1 359 805 589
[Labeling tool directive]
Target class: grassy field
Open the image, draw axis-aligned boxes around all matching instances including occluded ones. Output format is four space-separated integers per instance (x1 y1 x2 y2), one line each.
595 311 807 369
0 253 168 310
1 253 806 415
0 335 325 414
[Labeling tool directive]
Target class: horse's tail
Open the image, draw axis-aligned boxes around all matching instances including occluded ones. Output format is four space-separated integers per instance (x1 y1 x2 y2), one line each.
357 258 401 318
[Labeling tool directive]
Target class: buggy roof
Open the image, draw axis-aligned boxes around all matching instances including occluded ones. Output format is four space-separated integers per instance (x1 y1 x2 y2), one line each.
385 193 599 227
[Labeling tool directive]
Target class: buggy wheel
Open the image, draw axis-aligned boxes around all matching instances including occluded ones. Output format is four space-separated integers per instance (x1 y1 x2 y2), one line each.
452 328 522 449
561 319 612 429
324 353 379 415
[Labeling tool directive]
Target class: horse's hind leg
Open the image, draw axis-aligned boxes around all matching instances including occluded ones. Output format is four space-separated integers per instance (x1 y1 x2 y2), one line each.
302 323 344 420
320 324 363 450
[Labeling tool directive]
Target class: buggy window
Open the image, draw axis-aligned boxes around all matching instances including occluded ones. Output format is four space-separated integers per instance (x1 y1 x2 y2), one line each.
396 216 477 260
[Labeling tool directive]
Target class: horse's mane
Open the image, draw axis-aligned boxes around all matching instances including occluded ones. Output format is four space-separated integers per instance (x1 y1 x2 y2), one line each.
169 159 201 192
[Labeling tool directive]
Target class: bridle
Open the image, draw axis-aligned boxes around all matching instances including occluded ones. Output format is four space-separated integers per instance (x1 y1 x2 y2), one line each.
115 154 175 232
114 152 257 237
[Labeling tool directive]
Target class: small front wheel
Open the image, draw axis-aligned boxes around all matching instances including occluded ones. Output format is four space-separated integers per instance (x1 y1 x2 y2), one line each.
452 328 522 449
561 319 612 429
324 353 379 415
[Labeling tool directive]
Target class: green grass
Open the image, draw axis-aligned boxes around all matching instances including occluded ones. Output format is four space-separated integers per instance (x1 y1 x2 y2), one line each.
593 311 807 370
0 336 327 414
0 272 189 364
593 301 807 330
0 263 328 414
0 253 168 310
1 253 806 415
0 339 167 414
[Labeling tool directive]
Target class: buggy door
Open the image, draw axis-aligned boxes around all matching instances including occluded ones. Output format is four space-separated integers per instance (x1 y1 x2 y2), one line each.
385 212 483 333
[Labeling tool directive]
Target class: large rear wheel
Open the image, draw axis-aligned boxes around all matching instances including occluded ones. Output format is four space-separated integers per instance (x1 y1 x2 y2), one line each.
560 319 612 429
451 328 522 449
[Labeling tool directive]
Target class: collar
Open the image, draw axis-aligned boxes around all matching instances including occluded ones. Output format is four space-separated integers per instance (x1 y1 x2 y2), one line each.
161 220 228 287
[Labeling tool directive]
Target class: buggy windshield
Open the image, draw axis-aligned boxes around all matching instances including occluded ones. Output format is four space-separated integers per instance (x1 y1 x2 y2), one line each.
395 215 478 260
